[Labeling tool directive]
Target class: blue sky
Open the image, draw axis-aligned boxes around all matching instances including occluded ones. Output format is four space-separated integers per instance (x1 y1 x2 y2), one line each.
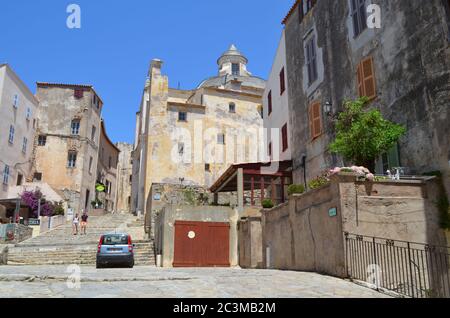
0 0 293 144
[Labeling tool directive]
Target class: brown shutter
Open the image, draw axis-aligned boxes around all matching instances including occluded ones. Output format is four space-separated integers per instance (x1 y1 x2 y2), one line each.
309 101 322 140
357 56 376 100
357 62 364 97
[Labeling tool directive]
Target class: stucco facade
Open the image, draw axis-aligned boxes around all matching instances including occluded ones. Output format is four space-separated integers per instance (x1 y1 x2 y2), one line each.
116 142 133 213
34 83 103 214
132 46 266 223
283 0 450 197
96 121 120 213
263 30 292 162
0 64 39 198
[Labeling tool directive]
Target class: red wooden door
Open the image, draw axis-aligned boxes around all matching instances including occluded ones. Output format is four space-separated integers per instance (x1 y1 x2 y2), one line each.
173 221 230 267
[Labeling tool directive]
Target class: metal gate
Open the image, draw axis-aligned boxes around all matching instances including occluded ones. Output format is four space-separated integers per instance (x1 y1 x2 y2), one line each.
344 232 450 298
173 221 230 267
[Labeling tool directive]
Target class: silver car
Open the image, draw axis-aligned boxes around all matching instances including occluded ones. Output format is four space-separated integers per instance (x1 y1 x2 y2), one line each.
96 233 135 268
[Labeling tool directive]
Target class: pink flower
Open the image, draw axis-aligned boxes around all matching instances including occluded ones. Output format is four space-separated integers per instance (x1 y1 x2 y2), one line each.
366 173 375 181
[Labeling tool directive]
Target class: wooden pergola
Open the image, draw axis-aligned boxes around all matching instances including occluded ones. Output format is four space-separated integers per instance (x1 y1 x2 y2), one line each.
209 161 293 208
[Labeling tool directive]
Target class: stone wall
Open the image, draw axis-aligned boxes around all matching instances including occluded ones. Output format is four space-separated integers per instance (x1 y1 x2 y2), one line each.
155 205 238 268
0 224 32 244
261 173 447 278
116 142 133 213
238 217 263 269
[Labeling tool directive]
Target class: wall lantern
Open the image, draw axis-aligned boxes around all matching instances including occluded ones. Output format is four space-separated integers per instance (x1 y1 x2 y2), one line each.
323 101 332 116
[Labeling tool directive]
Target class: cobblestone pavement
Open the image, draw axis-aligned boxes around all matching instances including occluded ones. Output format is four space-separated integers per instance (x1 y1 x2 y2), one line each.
0 266 391 298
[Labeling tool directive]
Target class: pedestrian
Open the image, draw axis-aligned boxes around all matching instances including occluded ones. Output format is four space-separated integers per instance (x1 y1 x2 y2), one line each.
80 212 88 235
72 213 79 235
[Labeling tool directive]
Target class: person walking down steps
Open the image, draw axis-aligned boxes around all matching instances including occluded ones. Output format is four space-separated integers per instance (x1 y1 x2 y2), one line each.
80 212 89 235
72 213 80 235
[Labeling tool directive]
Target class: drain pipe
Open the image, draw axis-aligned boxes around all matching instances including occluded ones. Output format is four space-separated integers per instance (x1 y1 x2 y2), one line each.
301 154 307 190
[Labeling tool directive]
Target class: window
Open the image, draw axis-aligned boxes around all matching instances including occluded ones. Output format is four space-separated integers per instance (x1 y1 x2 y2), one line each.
33 172 42 181
74 89 84 99
351 0 367 38
91 126 96 141
268 90 273 115
89 156 93 173
356 56 377 100
376 143 400 174
71 119 80 135
268 142 273 159
17 173 23 186
68 151 77 168
38 135 47 146
26 107 32 120
178 112 187 122
22 137 28 154
280 68 286 95
282 124 288 152
306 36 318 85
129 175 132 184
217 133 225 145
232 63 240 76
178 142 185 156
3 165 10 185
306 0 317 12
229 102 236 113
309 101 322 140
205 164 211 172
8 125 15 144
85 189 90 209
13 94 19 108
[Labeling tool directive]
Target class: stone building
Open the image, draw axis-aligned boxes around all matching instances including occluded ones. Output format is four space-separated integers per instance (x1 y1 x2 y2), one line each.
132 45 266 229
0 64 39 221
96 120 120 213
282 0 450 196
34 83 104 215
115 142 133 213
263 30 292 162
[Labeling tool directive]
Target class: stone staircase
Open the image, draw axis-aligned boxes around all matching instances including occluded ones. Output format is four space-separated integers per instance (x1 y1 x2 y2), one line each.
6 213 155 266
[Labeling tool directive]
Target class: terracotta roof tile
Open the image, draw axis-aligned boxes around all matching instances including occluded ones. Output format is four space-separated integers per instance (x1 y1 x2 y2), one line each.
282 0 301 25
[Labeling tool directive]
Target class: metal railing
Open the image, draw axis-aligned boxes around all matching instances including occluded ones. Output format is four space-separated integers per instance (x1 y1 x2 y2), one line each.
344 232 450 298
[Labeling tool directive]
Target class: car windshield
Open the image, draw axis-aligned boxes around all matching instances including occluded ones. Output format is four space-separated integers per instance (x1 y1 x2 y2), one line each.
102 235 129 245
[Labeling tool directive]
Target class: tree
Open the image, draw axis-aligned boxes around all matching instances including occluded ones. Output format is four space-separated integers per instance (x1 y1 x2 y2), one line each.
330 97 406 172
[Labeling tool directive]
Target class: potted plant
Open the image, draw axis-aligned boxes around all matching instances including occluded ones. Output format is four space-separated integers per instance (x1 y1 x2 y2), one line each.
262 199 275 209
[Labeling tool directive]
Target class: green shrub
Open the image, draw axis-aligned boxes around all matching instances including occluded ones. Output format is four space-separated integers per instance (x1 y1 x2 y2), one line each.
53 202 65 216
288 184 305 196
262 199 274 209
308 176 330 190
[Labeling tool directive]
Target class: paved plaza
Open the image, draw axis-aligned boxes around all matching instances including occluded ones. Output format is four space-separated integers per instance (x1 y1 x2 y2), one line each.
0 266 390 298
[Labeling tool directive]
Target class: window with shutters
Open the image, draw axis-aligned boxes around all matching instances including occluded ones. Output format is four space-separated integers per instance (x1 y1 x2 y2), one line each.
309 102 322 140
67 151 77 168
8 125 15 144
3 165 10 185
351 0 367 38
356 56 377 100
13 94 19 108
280 67 286 95
305 36 318 85
71 119 80 135
268 90 273 115
22 137 28 154
282 124 288 152
229 102 236 113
